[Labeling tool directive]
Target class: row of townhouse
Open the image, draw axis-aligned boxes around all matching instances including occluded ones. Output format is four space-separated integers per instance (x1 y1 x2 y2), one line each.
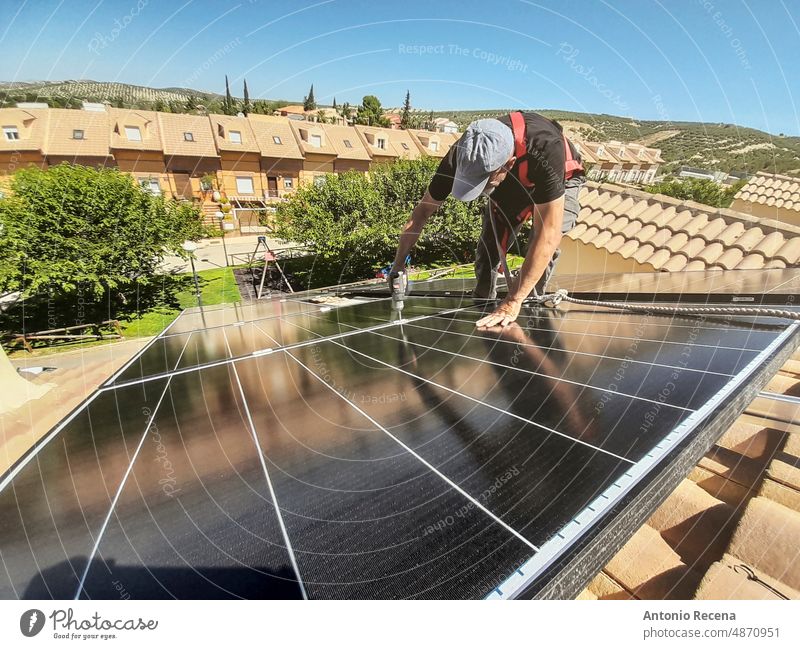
574 139 664 185
0 106 460 205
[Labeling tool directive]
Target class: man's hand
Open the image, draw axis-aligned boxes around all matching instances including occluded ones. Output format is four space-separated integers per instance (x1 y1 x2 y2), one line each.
475 297 522 328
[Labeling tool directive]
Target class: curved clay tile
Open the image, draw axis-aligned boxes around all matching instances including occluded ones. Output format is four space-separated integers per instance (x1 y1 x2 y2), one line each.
605 233 628 253
633 223 659 243
632 243 656 263
645 248 672 269
668 209 696 232
696 217 728 241
625 199 651 220
664 232 690 252
677 236 708 259
580 208 604 227
568 222 588 238
735 253 767 269
696 241 725 264
579 225 601 243
764 258 788 269
714 222 745 245
753 231 785 256
637 202 665 224
756 195 768 204
662 253 689 272
678 212 710 237
598 193 625 214
683 259 707 272
621 219 644 237
772 237 800 265
594 230 614 247
766 196 777 206
616 239 641 259
608 196 636 217
731 227 765 251
712 248 745 270
607 215 631 234
649 228 674 248
650 205 678 227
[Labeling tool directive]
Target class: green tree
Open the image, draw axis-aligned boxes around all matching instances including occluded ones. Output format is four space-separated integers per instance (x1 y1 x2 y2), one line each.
273 157 482 285
185 94 198 111
332 97 338 112
0 164 208 300
356 95 389 127
646 177 746 208
242 78 251 116
400 90 412 129
222 74 237 115
303 84 316 111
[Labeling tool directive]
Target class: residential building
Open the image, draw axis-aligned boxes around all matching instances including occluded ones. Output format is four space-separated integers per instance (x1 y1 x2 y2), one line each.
45 107 112 168
731 172 800 227
355 125 419 164
556 181 800 276
407 129 456 158
324 124 371 173
0 108 47 180
432 117 459 134
579 140 663 185
247 114 303 198
288 119 338 186
208 113 264 200
108 108 168 196
157 111 220 199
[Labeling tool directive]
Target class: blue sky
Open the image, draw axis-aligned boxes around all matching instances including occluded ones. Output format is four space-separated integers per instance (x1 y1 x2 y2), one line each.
1 0 798 135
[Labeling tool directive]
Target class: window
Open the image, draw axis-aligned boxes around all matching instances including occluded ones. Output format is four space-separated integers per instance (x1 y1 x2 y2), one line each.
229 130 242 144
429 141 439 152
376 137 387 149
236 176 254 194
342 139 353 149
401 142 409 150
139 178 161 195
283 177 293 189
72 129 84 140
125 126 142 141
183 132 194 142
309 133 322 148
3 126 19 141
272 135 282 145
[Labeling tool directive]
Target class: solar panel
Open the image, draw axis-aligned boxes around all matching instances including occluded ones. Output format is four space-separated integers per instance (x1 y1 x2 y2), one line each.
1 276 798 599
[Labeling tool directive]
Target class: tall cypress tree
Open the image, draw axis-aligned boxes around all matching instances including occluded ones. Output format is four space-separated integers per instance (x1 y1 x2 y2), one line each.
400 90 412 129
303 84 316 111
242 79 251 116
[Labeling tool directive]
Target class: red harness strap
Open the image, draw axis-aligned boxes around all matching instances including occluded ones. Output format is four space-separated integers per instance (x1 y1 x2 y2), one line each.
509 110 584 187
493 113 583 276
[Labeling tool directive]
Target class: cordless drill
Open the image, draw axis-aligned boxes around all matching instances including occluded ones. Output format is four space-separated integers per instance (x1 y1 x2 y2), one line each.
388 269 408 316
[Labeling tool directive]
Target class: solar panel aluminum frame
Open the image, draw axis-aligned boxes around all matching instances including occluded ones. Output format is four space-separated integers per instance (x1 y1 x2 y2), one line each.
486 321 800 600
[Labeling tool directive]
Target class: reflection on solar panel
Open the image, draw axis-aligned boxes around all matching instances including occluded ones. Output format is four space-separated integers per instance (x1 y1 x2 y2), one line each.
1 273 799 600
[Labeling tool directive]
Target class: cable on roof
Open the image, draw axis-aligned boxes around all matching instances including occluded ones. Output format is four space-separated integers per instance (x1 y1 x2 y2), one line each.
533 289 800 322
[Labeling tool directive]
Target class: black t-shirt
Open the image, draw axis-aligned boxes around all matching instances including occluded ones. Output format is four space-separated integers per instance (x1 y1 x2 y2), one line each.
427 111 584 217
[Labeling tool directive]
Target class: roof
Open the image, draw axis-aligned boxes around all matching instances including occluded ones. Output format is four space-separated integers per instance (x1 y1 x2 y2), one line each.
354 125 410 159
157 112 218 158
734 171 800 213
581 142 621 164
108 108 162 152
247 114 304 160
568 181 800 271
288 120 337 156
579 351 800 601
407 128 453 158
44 107 110 157
279 105 308 115
323 124 371 161
207 113 259 153
0 108 47 152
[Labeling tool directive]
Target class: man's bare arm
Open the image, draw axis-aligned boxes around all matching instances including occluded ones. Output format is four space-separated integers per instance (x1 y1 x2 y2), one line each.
391 190 443 271
507 195 565 302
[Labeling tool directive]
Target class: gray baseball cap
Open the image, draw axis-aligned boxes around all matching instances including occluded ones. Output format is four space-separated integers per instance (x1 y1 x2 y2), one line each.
452 118 515 201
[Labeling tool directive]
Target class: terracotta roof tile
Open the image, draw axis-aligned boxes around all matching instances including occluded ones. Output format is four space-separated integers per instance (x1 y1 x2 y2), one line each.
157 112 218 158
572 181 800 273
0 108 48 152
734 172 800 213
247 114 304 160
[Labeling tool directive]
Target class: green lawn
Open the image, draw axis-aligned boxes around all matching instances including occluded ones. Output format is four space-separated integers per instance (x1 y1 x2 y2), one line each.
120 266 241 338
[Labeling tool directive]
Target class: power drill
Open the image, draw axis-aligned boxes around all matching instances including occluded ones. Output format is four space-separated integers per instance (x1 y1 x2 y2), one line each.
388 269 408 315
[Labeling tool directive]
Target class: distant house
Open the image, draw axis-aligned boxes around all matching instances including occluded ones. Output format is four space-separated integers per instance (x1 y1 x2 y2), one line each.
384 113 402 129
730 171 800 227
578 139 663 185
432 117 458 134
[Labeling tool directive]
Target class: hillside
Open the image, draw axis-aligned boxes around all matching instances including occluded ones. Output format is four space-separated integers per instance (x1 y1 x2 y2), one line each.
1 80 798 177
434 109 800 177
